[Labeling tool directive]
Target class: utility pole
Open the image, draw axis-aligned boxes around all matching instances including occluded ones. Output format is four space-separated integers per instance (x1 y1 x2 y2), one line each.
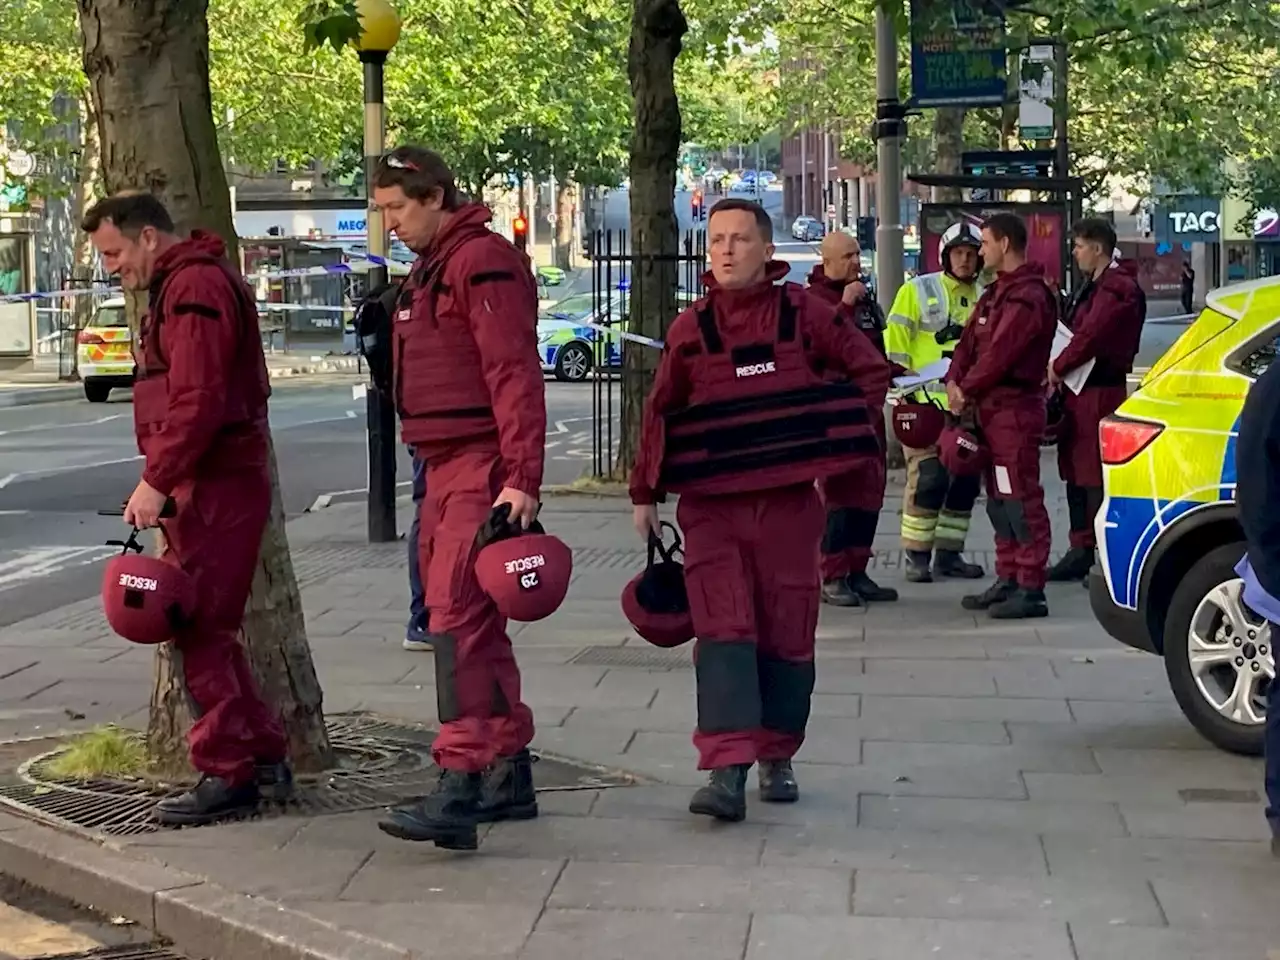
873 2 906 311
1053 39 1079 292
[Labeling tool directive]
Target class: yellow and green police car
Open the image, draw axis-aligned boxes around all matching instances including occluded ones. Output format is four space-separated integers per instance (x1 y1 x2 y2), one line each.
76 296 133 402
1090 275 1279 755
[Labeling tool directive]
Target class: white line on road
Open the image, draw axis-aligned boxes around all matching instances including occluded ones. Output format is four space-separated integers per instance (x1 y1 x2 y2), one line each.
0 545 117 590
0 414 125 438
0 455 143 490
0 474 16 490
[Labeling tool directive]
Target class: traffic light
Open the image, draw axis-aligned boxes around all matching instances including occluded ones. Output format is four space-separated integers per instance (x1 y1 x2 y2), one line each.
692 190 706 221
513 214 529 252
856 216 876 251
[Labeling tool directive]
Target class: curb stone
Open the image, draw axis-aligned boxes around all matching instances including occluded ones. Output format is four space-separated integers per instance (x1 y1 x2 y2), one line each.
0 385 83 408
266 357 361 380
0 813 409 960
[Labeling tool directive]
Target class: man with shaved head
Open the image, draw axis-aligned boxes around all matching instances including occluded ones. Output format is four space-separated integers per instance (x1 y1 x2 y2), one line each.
806 230 900 607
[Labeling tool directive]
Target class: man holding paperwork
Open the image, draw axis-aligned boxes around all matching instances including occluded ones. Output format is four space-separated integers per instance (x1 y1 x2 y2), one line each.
1046 218 1146 583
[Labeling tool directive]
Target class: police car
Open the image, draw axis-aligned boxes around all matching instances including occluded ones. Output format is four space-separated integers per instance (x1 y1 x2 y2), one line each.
538 290 696 382
1090 276 1280 755
76 297 133 402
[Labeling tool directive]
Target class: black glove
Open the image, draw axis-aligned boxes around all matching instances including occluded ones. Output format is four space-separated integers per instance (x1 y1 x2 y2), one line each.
354 282 400 395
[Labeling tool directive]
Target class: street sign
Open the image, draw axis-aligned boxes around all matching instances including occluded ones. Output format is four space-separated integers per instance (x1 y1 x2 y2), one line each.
1018 45 1055 139
909 0 1007 108
827 204 836 217
547 212 558 226
961 150 1054 178
5 150 35 179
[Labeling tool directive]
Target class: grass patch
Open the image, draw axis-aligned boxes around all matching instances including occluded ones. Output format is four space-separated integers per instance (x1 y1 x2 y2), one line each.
543 474 629 497
44 726 147 781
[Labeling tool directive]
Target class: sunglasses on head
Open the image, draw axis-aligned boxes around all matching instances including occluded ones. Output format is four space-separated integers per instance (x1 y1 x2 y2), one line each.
384 154 419 172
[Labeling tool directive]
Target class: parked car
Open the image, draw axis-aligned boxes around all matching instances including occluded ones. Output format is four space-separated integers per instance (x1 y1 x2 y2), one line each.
537 265 566 287
538 290 697 382
76 297 133 402
1090 275 1280 755
791 216 825 241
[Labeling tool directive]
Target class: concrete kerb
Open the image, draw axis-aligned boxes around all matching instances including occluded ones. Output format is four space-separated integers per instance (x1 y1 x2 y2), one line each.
0 812 410 960
0 385 84 408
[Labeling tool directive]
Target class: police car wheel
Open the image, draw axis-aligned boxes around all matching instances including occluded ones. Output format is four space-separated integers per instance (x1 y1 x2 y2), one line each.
1163 542 1268 757
554 343 593 382
84 380 111 403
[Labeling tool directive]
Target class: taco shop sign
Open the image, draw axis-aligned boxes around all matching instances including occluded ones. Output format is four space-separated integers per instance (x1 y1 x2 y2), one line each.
1154 196 1222 244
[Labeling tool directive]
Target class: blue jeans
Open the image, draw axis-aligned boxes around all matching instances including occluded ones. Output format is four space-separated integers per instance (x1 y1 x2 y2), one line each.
407 448 428 638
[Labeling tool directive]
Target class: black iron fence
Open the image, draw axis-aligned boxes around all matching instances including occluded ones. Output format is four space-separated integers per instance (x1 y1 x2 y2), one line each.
586 228 708 478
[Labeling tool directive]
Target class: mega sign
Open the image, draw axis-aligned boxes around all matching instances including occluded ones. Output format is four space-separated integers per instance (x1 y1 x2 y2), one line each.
337 218 367 233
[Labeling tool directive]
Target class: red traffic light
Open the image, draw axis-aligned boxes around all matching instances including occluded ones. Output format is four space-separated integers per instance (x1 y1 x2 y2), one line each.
513 215 528 234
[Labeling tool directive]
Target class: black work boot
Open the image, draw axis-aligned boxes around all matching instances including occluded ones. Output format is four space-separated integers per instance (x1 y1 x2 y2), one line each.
961 578 1017 611
689 764 750 822
934 549 985 579
988 587 1049 620
476 748 539 823
904 550 933 583
1046 547 1095 583
847 572 899 603
378 769 484 850
758 759 800 803
255 760 294 805
154 775 260 827
821 578 865 607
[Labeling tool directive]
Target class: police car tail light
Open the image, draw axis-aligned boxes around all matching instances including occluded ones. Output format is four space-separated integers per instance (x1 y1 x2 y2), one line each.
77 331 105 345
1100 416 1163 465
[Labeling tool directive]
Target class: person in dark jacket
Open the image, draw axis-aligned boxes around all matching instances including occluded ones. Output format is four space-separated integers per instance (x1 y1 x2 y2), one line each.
631 199 890 822
1046 218 1146 581
946 213 1058 619
373 147 546 851
806 231 900 606
84 193 290 826
1180 262 1195 315
1232 355 1280 856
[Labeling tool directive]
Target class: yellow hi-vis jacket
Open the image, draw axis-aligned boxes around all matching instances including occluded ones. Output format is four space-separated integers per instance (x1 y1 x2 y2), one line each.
885 271 983 404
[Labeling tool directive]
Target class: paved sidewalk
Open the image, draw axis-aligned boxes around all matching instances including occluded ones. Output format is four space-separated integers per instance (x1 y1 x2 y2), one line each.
0 470 1273 960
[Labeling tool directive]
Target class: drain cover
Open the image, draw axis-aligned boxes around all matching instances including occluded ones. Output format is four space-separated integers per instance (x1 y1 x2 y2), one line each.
1177 787 1260 804
29 947 184 960
570 645 693 670
0 713 636 838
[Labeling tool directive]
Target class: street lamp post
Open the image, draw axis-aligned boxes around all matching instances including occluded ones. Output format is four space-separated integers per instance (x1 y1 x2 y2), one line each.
353 0 402 543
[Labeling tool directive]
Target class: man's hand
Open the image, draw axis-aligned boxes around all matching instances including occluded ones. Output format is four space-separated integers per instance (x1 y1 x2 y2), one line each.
841 280 868 306
946 381 967 414
633 504 660 542
124 479 169 529
1047 363 1063 387
495 487 539 529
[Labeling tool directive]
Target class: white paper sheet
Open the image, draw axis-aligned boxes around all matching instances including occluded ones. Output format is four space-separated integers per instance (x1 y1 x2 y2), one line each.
1050 321 1095 395
891 358 952 390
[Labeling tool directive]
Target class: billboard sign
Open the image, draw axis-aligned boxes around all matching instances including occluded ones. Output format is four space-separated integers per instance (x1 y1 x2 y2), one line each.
910 0 1008 108
920 202 1067 288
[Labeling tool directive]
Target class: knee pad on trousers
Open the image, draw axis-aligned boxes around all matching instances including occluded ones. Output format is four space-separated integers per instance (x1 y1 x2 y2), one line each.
758 656 815 735
914 457 949 512
822 507 879 555
433 634 460 723
986 498 1017 541
944 471 982 513
1004 499 1033 543
1065 483 1087 532
695 640 762 733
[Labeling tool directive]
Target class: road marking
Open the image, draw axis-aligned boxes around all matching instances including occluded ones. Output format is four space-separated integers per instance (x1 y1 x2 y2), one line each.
0 546 117 590
0 474 16 490
0 455 143 490
0 414 124 438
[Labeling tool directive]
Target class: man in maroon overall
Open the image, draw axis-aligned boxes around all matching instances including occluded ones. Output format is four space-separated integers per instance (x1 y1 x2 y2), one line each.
806 229 903 606
1046 218 1145 582
946 213 1059 620
84 193 289 827
632 199 890 821
372 148 546 851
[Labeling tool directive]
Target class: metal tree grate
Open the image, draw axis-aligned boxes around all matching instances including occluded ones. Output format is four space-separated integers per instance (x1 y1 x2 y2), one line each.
570 645 693 670
27 947 186 960
0 713 636 839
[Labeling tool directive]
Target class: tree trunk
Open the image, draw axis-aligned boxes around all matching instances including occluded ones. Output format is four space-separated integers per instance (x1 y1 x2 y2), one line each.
931 107 966 203
618 0 686 476
555 180 575 270
79 0 333 776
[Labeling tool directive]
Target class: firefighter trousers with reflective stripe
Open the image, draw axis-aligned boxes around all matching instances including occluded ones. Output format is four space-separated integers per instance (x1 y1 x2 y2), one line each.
677 484 823 770
167 469 287 786
901 443 981 553
980 401 1052 591
819 450 885 581
420 441 534 772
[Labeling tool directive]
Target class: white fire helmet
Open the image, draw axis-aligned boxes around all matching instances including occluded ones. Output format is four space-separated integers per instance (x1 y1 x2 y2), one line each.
939 222 983 279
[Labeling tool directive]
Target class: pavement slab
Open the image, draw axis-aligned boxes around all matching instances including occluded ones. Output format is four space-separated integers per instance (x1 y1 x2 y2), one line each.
0 486 1274 960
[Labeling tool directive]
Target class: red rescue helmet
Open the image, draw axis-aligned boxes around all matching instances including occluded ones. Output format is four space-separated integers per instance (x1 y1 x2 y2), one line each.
891 396 947 449
473 504 573 622
1043 386 1065 447
621 522 694 648
937 424 988 477
101 529 196 645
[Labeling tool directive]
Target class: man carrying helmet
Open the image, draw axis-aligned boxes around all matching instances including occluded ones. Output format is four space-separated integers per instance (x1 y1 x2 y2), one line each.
946 213 1059 619
631 198 890 822
369 146 546 851
806 230 901 606
886 222 986 583
83 193 290 827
